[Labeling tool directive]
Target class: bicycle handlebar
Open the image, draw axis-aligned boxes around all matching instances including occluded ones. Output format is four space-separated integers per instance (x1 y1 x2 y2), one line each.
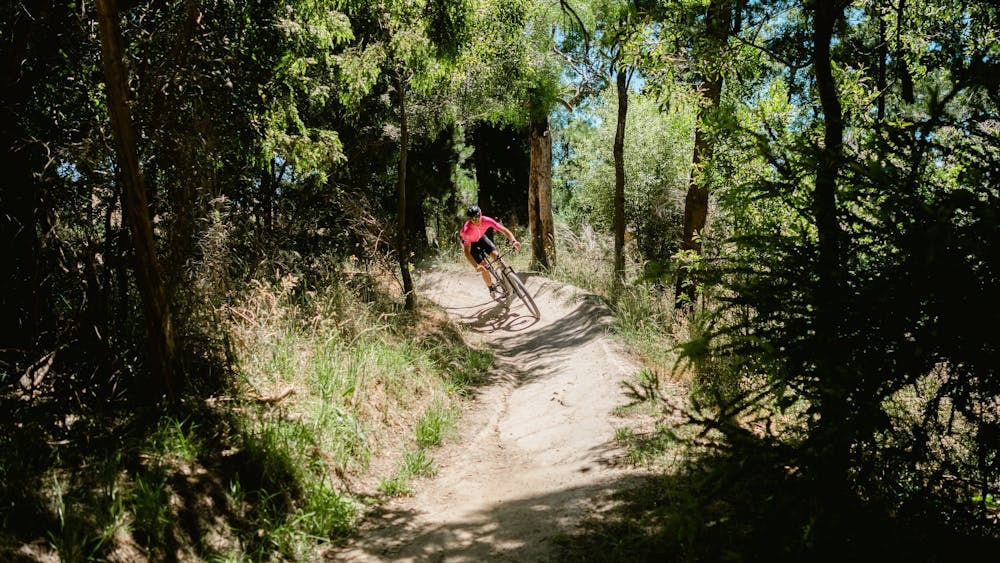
487 243 520 263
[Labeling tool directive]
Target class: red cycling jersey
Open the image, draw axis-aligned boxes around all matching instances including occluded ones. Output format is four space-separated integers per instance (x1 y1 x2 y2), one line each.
460 215 502 246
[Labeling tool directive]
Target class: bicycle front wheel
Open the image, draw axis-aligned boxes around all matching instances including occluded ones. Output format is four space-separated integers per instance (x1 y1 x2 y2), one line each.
505 269 540 318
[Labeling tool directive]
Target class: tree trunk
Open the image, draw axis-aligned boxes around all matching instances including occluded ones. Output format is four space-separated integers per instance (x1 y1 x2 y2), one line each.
528 114 555 270
813 3 845 323
405 179 429 257
811 0 849 544
96 0 176 400
395 69 415 310
613 66 628 291
675 0 732 306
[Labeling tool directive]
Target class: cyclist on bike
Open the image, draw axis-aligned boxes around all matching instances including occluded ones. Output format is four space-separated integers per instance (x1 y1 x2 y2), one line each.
460 204 520 299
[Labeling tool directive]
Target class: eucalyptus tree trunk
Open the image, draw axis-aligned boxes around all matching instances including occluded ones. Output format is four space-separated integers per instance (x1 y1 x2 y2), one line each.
675 0 732 306
613 66 628 291
395 68 415 310
528 115 555 270
95 0 176 400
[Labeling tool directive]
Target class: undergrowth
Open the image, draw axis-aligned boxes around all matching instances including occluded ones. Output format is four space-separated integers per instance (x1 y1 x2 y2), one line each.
547 222 1000 561
0 264 493 561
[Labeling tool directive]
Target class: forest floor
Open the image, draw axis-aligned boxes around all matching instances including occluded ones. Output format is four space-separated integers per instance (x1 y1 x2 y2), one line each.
328 267 657 561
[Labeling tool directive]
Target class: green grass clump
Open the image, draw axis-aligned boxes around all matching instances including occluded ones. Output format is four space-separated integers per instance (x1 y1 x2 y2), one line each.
378 449 439 498
377 475 412 497
416 400 459 448
402 449 437 478
131 470 171 548
144 416 202 463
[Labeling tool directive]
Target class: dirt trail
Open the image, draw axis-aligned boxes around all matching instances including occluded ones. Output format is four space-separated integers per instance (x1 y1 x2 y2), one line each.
330 268 644 562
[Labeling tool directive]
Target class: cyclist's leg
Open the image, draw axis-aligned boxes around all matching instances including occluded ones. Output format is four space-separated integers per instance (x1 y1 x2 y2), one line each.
477 260 492 285
471 238 496 287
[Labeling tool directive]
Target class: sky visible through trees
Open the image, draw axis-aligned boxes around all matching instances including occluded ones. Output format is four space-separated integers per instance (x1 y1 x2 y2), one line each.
1 0 998 559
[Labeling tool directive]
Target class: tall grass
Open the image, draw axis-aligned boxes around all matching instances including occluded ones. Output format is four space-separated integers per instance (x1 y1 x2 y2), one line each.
0 264 494 562
548 220 694 382
219 268 492 555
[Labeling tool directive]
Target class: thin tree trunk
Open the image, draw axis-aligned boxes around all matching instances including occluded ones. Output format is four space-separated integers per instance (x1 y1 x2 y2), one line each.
875 4 887 126
396 69 415 310
675 0 732 306
96 0 176 400
813 2 845 321
811 0 849 543
528 114 555 270
613 66 628 291
895 0 914 104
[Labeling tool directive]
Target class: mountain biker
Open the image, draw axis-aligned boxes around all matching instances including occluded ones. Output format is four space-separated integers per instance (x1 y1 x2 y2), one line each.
460 204 520 299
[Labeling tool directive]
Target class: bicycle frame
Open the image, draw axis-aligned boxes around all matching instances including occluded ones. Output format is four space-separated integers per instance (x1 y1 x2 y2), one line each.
482 252 514 302
481 247 540 318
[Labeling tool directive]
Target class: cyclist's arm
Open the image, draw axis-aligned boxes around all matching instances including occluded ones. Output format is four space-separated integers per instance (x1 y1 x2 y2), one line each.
494 225 520 249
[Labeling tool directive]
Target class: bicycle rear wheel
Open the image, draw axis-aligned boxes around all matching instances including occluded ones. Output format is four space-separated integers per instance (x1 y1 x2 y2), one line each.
505 269 540 318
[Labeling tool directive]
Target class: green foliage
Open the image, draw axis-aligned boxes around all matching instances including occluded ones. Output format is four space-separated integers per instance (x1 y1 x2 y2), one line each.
682 0 1000 555
131 471 171 549
267 1 355 180
446 348 494 391
426 0 474 60
455 0 565 126
377 474 413 497
554 87 696 264
379 448 438 498
144 417 202 464
614 423 675 467
296 480 357 539
402 448 438 478
46 466 126 562
415 400 459 448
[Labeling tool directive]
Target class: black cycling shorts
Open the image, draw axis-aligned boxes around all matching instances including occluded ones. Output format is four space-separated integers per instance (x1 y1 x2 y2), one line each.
470 234 497 263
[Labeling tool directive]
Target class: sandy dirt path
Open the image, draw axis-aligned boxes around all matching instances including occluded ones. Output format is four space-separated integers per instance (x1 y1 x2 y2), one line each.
330 267 644 562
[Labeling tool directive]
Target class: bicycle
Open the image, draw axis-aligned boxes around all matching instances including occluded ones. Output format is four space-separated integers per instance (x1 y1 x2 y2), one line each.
482 246 541 319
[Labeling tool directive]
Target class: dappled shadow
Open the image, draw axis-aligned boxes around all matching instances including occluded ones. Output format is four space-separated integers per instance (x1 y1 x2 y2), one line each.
448 298 540 334
0 390 304 562
500 293 609 353
416 269 545 334
559 434 1000 563
328 473 655 562
486 294 614 383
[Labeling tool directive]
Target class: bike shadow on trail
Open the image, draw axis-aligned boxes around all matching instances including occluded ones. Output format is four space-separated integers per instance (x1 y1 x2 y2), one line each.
446 299 540 333
493 293 614 370
327 472 654 562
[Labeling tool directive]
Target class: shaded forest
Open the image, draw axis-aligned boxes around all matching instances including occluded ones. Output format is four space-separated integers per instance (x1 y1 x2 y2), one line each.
1 0 998 560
